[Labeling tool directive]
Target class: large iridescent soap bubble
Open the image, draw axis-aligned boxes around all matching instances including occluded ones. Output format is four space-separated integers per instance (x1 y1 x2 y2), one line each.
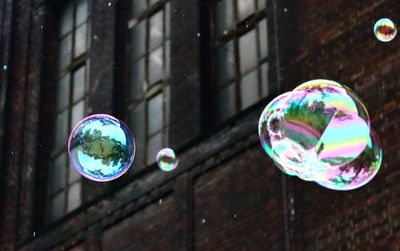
259 79 382 190
68 114 135 182
374 18 397 42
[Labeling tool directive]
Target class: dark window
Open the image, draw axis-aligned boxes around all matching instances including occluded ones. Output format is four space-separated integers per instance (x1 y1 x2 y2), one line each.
47 0 89 222
124 0 170 166
213 0 270 122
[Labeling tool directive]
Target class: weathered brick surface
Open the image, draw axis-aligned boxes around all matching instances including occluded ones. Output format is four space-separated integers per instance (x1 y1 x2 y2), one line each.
0 0 399 250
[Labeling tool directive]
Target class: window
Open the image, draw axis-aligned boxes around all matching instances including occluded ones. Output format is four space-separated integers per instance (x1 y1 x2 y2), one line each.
124 0 170 166
213 0 269 122
48 0 89 222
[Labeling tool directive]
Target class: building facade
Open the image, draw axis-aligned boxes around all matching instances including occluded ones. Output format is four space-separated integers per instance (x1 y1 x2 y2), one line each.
0 0 399 250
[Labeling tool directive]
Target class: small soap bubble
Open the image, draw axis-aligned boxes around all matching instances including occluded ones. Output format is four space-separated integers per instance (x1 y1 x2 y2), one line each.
3 65 7 70
259 79 381 190
107 2 112 6
197 33 201 37
374 18 397 42
156 148 178 172
68 114 135 182
201 218 206 224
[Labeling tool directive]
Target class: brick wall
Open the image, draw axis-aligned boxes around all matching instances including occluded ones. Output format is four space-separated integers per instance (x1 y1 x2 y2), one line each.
0 0 399 250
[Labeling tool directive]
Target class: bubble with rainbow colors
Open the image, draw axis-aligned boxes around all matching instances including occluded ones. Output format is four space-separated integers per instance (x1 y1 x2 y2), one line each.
374 18 397 42
157 148 179 172
258 79 382 190
68 114 135 182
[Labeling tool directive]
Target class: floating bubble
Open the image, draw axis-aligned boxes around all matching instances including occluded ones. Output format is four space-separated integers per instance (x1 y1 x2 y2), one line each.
157 148 178 172
68 114 135 182
316 131 382 190
259 79 382 190
374 18 397 42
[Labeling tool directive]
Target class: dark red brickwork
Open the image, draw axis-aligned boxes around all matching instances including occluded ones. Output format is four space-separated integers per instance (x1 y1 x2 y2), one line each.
0 0 399 250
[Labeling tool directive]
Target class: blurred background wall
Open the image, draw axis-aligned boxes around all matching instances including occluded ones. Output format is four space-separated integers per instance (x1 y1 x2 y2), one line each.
0 0 399 250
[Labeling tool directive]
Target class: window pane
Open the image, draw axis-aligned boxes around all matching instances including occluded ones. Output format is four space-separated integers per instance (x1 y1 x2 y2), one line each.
67 182 81 212
150 10 164 50
149 0 158 6
131 0 147 18
260 62 269 97
59 34 72 70
69 163 81 184
148 47 164 84
239 29 257 74
131 21 146 60
237 0 255 21
73 66 86 102
148 93 163 135
50 192 65 221
217 41 235 86
258 0 266 10
130 59 145 100
216 0 234 37
50 153 66 195
165 3 171 39
217 83 236 122
74 23 87 57
56 74 70 112
259 18 268 60
76 0 88 26
71 100 85 129
147 133 162 164
54 111 68 149
60 3 73 36
128 103 145 166
240 70 259 109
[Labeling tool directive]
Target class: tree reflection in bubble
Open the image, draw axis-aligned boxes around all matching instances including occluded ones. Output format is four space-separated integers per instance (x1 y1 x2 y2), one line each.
68 114 135 182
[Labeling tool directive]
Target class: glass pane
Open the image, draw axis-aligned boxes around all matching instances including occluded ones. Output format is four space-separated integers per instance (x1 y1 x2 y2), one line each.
131 0 147 18
239 29 257 74
237 0 255 21
148 93 163 135
128 103 145 166
258 0 266 10
73 66 85 102
165 40 170 76
217 83 236 122
259 18 268 60
149 47 164 84
67 182 81 212
71 100 85 129
56 74 70 112
147 132 162 164
260 62 269 97
217 41 235 86
149 0 158 6
216 0 234 37
131 21 146 60
240 70 259 109
54 111 68 149
59 34 72 70
74 23 87 57
50 153 66 195
150 10 164 50
76 0 88 26
50 192 65 221
69 163 81 184
130 59 145 99
165 3 171 38
60 3 73 36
